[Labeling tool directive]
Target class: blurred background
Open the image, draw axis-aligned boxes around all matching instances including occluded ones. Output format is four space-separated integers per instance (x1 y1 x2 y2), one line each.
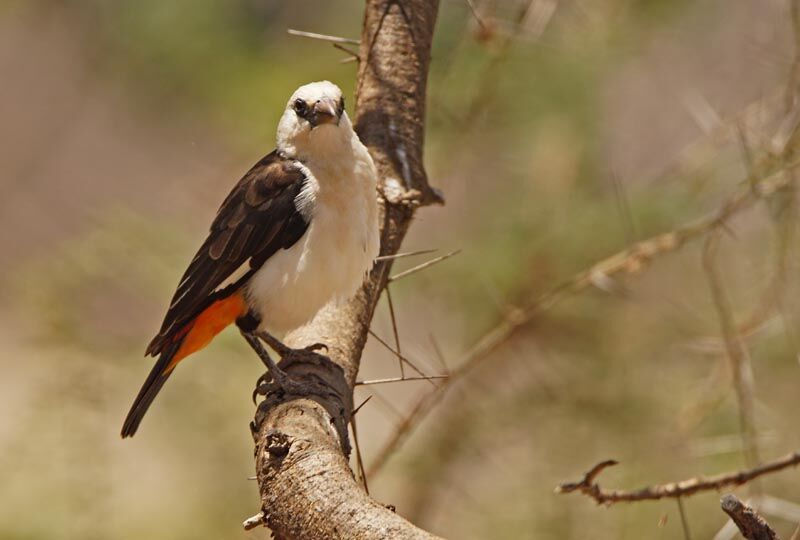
2 0 800 538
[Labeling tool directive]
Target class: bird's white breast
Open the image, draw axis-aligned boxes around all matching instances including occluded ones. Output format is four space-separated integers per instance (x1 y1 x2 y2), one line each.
244 138 379 336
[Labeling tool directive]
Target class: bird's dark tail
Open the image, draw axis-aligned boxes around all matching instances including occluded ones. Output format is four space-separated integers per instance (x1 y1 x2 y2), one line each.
121 339 182 438
121 291 248 438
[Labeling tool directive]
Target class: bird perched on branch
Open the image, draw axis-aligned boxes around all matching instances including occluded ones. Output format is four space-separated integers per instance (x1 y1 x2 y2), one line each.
121 81 380 437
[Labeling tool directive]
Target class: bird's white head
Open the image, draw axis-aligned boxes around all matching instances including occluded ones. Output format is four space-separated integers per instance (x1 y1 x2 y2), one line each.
276 81 353 161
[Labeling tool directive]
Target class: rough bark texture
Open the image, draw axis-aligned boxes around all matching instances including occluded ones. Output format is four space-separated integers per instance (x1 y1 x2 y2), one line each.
250 1 443 538
720 495 780 540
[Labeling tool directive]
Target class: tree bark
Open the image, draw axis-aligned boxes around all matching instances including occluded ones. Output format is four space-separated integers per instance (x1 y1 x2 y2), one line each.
250 1 444 538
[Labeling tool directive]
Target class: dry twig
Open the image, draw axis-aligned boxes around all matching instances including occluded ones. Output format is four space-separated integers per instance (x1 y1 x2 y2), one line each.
555 452 800 504
703 231 762 477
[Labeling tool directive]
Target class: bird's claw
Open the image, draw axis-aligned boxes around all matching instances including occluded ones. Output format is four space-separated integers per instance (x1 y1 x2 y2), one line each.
249 333 329 402
252 379 270 403
303 342 328 353
252 364 305 401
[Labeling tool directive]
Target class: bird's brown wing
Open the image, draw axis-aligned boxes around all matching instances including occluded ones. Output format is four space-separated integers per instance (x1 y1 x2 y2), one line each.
145 150 310 356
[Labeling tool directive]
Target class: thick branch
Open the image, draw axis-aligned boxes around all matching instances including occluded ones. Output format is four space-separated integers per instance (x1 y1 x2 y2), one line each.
250 1 444 539
555 452 800 504
721 495 781 540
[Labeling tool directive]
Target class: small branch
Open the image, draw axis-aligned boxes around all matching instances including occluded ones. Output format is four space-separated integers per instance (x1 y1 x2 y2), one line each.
242 511 266 531
703 232 762 478
721 495 781 540
287 28 360 45
555 451 800 505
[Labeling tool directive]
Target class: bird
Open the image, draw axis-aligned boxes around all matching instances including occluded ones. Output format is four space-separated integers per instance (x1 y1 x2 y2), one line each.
121 81 380 438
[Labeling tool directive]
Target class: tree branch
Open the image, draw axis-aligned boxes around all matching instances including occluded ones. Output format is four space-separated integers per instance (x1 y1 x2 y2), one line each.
248 1 444 539
555 451 800 505
721 495 781 540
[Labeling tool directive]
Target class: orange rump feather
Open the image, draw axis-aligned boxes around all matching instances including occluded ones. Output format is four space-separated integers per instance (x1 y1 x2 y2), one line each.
164 292 248 374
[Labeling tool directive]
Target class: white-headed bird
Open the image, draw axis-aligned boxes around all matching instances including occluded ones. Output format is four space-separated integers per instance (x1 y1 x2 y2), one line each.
122 81 379 437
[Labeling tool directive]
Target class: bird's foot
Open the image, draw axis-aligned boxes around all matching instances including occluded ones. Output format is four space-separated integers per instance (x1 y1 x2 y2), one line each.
252 366 306 402
247 331 330 401
257 332 328 362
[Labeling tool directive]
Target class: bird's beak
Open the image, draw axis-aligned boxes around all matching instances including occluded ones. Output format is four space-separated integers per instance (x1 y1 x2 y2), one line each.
311 97 340 126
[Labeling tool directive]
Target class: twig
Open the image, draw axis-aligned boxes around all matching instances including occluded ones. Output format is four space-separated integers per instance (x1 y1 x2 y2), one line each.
678 497 693 540
367 329 436 385
333 42 361 64
703 232 762 478
352 395 373 416
555 451 800 504
388 249 461 282
333 42 360 58
287 28 360 45
351 403 369 495
385 285 404 378
356 375 449 386
464 0 488 31
375 248 438 261
721 494 780 540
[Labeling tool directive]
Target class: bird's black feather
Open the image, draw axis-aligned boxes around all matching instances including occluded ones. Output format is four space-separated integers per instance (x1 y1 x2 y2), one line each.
145 151 310 356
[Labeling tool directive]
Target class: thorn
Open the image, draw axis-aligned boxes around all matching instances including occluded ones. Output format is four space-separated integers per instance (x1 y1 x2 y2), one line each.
355 375 449 386
367 329 436 386
388 249 461 282
287 28 360 45
375 248 438 261
352 395 373 416
385 285 404 378
351 409 369 494
333 42 360 61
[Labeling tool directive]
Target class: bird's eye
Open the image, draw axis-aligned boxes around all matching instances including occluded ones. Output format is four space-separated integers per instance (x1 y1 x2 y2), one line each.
293 99 307 114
